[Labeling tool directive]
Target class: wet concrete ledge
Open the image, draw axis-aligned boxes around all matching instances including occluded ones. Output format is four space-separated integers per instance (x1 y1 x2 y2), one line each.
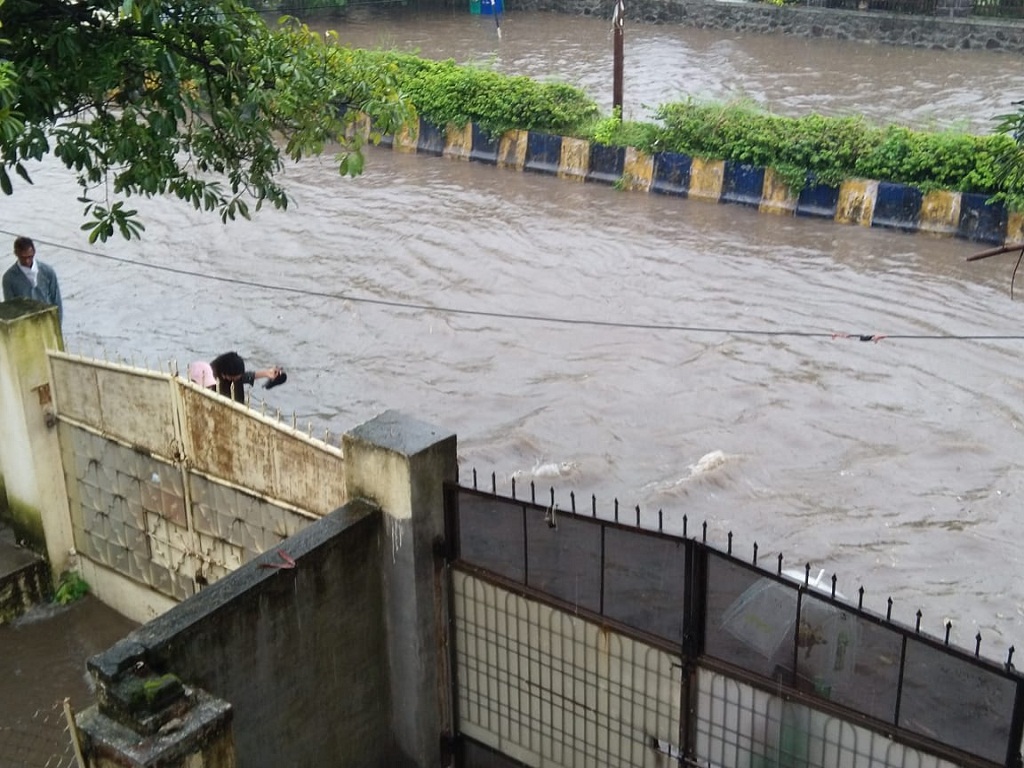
382 117 1021 246
0 524 52 624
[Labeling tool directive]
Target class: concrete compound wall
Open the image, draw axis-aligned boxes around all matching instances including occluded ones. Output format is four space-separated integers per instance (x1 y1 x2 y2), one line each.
0 301 67 560
81 502 393 768
76 409 458 768
382 117 1024 246
49 351 346 623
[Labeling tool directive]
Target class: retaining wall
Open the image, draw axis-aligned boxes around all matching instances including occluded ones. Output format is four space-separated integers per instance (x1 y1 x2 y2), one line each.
83 501 393 768
503 0 1024 53
388 117 1024 245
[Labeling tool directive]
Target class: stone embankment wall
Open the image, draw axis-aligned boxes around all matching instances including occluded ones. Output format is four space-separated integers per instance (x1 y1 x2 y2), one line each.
506 0 1024 53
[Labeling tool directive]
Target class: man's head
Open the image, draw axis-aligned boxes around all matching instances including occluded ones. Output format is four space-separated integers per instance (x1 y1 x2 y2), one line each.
210 351 245 382
13 236 35 268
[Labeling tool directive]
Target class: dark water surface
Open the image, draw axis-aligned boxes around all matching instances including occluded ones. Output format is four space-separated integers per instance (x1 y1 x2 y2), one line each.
1 13 1022 726
0 597 138 767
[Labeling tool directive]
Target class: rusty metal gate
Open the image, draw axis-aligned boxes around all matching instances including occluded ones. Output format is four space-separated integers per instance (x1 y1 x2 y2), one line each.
48 350 346 603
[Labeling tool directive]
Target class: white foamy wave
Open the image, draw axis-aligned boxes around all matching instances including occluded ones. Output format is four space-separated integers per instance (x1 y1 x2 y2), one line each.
688 449 729 477
641 450 735 498
511 460 581 481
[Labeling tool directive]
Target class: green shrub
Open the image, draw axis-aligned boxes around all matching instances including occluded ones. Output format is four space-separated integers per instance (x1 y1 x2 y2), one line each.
353 51 599 138
648 98 1024 200
54 570 89 605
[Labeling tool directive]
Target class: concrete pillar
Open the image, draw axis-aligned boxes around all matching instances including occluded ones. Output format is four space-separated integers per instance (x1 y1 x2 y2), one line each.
0 300 73 572
77 639 235 767
343 410 457 768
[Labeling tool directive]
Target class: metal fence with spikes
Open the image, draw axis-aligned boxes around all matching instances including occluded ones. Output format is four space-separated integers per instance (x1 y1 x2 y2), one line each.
444 472 1024 768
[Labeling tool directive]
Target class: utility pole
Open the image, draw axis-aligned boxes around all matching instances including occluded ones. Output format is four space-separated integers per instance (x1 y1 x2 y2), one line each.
613 0 624 113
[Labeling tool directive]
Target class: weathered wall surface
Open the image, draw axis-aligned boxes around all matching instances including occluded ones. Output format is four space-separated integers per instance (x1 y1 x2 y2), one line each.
505 0 1024 53
0 301 67 559
49 352 346 622
91 502 392 768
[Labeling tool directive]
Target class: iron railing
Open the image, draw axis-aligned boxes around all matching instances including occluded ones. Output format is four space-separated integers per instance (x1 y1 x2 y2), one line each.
445 473 1024 768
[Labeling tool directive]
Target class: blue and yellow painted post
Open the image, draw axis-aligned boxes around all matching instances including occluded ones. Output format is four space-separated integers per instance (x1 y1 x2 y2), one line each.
558 137 590 183
688 158 725 202
621 148 653 193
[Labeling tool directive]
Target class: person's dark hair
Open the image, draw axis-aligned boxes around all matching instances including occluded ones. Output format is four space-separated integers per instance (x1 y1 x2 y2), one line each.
13 236 34 255
210 351 245 378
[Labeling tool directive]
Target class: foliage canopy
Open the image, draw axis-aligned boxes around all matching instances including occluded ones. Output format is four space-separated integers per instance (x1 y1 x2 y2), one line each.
5 0 1024 238
0 0 412 240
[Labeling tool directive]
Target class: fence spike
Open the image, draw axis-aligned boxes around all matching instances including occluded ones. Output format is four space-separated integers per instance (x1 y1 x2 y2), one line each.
472 468 478 489
804 563 810 586
614 498 619 522
858 586 864 610
976 632 983 658
701 520 707 543
683 515 688 538
291 412 297 430
886 597 893 621
592 494 597 517
324 429 330 444
658 509 663 532
1008 646 1016 670
915 610 922 632
944 621 952 646
727 531 733 555
777 553 783 575
531 481 536 504
635 504 640 527
491 472 496 494
570 491 576 513
831 573 837 598
511 477 517 499
752 542 758 566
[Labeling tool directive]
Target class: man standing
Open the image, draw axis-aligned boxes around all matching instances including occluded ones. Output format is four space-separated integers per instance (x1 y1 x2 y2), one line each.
3 236 63 324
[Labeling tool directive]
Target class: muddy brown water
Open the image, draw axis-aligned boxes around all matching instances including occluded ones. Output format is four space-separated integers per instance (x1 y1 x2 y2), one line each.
0 596 138 767
2 12 1023 745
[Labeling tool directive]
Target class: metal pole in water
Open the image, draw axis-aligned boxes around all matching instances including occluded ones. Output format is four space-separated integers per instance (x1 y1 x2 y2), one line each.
612 0 624 112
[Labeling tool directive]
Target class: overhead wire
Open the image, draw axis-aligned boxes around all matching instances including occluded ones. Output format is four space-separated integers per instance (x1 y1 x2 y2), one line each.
6 231 1024 342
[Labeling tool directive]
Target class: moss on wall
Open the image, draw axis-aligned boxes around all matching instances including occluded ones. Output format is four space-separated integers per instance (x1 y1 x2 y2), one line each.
4 497 47 556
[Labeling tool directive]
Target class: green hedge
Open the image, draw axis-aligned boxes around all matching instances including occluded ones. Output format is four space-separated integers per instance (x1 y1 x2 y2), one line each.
349 49 1024 206
352 50 599 138
646 101 1018 200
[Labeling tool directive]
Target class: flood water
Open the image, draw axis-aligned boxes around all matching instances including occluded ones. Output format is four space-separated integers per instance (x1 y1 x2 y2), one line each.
325 7 1024 133
1 7 1023 696
0 597 138 767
